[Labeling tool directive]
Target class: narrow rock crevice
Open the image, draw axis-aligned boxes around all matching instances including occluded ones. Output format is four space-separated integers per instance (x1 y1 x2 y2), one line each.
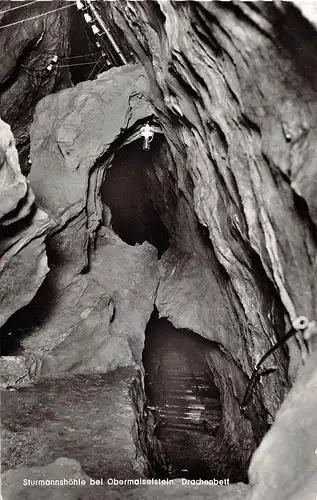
142 309 267 482
129 369 168 479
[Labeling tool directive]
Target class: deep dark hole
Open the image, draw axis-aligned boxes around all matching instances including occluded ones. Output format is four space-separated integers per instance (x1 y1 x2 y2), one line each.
68 5 106 84
293 191 317 248
142 310 248 481
100 136 170 258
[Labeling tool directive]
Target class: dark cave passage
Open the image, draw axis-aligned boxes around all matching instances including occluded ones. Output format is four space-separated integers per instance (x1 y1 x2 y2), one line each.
100 136 170 258
68 5 136 83
142 310 245 481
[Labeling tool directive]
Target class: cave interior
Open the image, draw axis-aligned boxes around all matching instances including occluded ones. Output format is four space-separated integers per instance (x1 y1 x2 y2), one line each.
0 126 271 484
100 133 171 258
143 310 225 480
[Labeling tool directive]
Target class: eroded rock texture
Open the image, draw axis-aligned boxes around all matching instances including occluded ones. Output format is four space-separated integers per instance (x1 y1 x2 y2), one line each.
0 119 51 331
1 2 317 499
0 1 71 173
2 369 148 478
108 0 317 375
1 64 161 481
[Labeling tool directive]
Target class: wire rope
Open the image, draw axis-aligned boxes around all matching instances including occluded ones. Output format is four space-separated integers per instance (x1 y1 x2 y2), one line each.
0 1 38 16
0 3 76 30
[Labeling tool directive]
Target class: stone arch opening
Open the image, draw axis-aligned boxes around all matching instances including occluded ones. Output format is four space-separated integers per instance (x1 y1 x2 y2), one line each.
142 309 255 482
100 134 171 258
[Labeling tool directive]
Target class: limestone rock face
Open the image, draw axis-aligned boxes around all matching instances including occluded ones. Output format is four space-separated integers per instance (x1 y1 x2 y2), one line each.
0 1 71 173
248 337 317 500
108 0 317 371
22 64 159 372
1 2 317 499
0 119 51 330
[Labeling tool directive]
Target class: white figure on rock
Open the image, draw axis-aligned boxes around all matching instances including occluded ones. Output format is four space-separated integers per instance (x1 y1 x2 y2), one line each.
140 123 154 151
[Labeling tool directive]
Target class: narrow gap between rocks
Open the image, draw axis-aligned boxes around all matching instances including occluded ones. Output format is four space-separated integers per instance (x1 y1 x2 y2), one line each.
100 135 170 258
142 309 253 482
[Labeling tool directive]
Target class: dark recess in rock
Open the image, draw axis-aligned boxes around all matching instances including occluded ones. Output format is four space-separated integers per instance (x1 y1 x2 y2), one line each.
68 4 103 84
101 135 170 258
142 309 263 482
1 2 317 498
0 272 58 356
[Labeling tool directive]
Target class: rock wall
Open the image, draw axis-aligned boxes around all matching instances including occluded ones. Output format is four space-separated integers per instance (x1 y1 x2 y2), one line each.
1 65 161 480
0 0 72 173
0 118 51 330
108 0 317 379
2 457 250 500
2 369 149 477
1 2 317 499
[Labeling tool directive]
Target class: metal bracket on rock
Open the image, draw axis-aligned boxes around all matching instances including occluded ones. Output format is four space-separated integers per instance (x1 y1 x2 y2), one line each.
240 316 310 413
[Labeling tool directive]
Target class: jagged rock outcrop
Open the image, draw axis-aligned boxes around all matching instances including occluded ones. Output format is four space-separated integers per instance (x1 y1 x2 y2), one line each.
0 118 51 330
144 317 259 482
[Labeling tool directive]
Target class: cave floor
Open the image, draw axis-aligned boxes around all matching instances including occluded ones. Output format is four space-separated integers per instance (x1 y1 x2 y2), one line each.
1 368 145 478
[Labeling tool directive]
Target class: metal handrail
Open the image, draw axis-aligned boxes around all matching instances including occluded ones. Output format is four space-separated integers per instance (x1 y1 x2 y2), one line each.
240 316 309 411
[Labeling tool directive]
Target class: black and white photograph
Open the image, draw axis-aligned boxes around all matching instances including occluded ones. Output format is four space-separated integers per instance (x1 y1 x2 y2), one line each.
0 1 316 499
